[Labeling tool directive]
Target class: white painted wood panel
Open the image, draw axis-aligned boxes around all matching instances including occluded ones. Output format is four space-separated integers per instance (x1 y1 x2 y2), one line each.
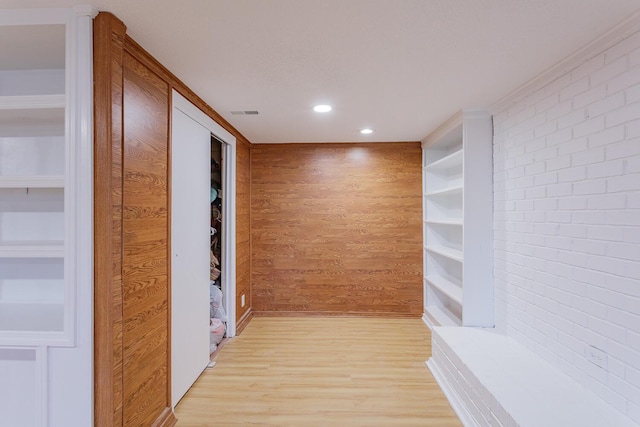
0 348 45 427
171 104 211 406
172 90 237 337
461 112 494 327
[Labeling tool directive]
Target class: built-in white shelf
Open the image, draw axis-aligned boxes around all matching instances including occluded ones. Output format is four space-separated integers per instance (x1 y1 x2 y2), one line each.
425 245 464 263
0 21 72 348
422 110 493 328
424 148 463 171
0 96 64 123
425 219 463 226
425 275 462 305
424 305 461 327
425 185 463 197
0 241 64 258
0 94 65 110
0 95 65 139
0 176 64 188
0 302 64 332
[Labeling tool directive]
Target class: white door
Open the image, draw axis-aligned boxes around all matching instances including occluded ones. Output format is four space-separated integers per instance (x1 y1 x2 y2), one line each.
171 107 211 406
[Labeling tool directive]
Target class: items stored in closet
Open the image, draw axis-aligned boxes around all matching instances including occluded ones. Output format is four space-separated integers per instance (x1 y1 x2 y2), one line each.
209 135 226 353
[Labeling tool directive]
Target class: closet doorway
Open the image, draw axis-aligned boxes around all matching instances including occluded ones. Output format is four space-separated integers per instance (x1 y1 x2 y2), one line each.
171 90 237 406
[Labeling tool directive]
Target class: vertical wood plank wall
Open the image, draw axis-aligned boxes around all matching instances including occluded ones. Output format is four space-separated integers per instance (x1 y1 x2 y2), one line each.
236 139 253 331
251 143 423 316
93 12 253 426
121 51 171 426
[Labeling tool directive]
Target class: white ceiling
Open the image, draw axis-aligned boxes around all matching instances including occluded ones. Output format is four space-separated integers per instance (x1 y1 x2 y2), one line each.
2 1 640 143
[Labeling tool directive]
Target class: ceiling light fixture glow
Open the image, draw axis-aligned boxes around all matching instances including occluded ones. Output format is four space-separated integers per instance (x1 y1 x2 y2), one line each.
313 104 332 113
360 128 373 134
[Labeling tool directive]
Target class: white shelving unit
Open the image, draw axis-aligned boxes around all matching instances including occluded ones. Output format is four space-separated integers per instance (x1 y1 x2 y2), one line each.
0 13 81 349
0 7 95 426
422 110 494 328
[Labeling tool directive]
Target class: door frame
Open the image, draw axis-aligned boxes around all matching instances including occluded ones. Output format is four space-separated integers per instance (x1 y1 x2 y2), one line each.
172 90 237 337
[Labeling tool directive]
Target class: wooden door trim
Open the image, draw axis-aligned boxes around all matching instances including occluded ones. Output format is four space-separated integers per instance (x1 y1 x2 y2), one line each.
93 12 126 427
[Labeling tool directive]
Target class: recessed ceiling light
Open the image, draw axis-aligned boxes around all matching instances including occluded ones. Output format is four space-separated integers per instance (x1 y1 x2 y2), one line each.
360 128 373 134
313 104 332 113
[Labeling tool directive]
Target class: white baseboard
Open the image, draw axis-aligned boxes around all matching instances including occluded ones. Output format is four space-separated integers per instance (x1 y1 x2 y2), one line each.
422 312 435 331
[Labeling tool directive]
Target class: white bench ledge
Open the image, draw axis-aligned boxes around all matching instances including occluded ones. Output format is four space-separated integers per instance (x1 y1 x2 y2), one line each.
427 327 638 427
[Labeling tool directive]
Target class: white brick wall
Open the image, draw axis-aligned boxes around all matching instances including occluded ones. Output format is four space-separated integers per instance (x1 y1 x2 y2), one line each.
429 327 638 427
493 28 640 422
431 331 518 427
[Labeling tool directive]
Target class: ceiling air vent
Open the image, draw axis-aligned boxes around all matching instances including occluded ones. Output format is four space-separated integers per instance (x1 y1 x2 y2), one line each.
230 110 259 115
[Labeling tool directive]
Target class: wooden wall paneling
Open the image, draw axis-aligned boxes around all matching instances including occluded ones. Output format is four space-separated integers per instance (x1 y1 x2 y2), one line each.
94 11 254 426
93 12 126 427
251 143 423 316
236 137 252 328
121 51 173 426
122 36 253 330
123 37 243 144
94 9 252 426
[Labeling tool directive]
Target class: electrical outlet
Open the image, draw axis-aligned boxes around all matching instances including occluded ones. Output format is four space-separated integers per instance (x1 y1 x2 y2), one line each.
587 345 608 370
241 294 245 307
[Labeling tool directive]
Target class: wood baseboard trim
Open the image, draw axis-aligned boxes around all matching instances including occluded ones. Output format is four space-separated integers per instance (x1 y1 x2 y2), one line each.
252 311 421 318
236 308 253 335
151 407 177 427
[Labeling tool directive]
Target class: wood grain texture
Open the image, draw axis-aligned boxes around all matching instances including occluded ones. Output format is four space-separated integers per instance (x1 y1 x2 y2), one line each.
93 12 126 427
123 37 247 146
122 51 171 426
122 36 254 330
251 143 423 316
94 12 254 426
236 138 251 321
174 317 461 426
236 308 253 335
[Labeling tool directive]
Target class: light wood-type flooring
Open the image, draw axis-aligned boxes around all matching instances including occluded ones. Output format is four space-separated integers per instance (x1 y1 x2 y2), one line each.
174 317 461 426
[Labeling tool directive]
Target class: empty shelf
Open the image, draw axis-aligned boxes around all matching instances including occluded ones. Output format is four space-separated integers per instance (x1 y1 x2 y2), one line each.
425 185 463 197
0 94 65 110
425 219 463 226
0 175 64 188
425 245 463 263
424 305 461 327
426 275 463 305
425 149 463 171
0 241 64 258
0 302 64 333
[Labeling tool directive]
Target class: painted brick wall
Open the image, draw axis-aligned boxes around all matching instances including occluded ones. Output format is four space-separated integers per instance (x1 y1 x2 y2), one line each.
493 29 640 422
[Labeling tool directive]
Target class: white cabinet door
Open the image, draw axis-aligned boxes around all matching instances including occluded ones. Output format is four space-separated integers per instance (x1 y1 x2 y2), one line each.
171 106 211 406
